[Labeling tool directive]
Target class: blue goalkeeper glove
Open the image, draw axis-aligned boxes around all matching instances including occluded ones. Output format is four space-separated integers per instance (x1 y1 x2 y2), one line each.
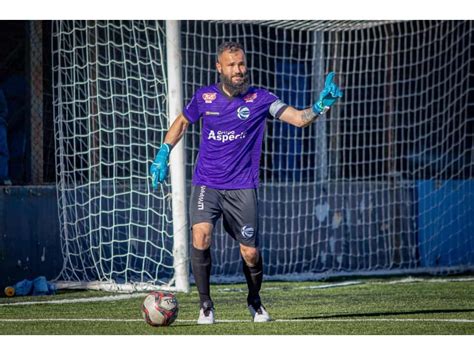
150 143 172 189
312 72 343 114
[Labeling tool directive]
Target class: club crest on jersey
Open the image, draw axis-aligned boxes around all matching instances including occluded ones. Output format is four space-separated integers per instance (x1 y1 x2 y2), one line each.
243 92 257 103
237 106 250 120
202 92 217 103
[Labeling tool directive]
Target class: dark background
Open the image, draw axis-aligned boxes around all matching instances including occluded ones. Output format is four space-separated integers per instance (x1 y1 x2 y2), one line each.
1 20 472 187
0 20 54 185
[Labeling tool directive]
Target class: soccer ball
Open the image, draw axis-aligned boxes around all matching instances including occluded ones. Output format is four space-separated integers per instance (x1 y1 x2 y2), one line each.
141 291 179 326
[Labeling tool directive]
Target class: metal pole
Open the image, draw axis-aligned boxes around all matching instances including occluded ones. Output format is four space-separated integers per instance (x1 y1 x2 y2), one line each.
166 20 189 293
29 20 44 184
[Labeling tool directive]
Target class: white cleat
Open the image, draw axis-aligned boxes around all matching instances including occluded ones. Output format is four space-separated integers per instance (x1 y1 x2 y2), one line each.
248 304 271 322
197 301 215 325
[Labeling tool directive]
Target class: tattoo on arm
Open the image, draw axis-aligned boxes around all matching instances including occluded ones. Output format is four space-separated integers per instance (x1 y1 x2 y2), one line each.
301 108 318 125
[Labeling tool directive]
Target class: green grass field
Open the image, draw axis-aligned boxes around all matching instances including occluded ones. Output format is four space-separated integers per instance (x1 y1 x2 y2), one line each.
0 276 473 335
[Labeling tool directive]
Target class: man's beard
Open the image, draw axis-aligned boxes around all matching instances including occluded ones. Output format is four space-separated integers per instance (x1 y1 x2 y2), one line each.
220 72 250 96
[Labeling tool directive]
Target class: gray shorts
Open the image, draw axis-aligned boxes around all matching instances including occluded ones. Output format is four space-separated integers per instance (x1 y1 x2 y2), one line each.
189 185 259 247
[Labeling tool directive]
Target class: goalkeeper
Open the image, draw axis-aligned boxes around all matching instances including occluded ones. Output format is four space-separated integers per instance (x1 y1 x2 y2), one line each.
151 42 342 324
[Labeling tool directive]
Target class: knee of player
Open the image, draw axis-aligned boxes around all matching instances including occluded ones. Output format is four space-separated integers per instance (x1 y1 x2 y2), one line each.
192 224 213 249
241 246 260 266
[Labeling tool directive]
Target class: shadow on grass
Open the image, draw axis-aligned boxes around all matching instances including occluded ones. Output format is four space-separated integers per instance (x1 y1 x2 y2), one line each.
294 308 474 320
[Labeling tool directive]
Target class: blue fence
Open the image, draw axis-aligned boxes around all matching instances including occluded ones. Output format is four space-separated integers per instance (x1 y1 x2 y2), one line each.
417 180 474 268
0 186 62 291
1 181 473 292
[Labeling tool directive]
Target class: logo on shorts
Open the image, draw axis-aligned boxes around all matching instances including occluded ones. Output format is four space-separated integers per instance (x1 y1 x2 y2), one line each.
202 92 217 103
197 186 206 210
241 225 255 239
237 106 250 120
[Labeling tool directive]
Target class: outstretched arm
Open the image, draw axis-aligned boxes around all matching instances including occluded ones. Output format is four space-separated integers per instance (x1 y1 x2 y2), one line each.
278 106 323 128
278 72 343 128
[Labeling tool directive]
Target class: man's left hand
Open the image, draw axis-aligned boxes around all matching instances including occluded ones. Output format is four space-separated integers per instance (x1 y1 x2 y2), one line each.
313 72 343 114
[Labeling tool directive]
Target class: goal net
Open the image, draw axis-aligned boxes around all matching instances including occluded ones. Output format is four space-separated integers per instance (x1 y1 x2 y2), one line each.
52 20 180 291
53 20 474 291
181 20 474 281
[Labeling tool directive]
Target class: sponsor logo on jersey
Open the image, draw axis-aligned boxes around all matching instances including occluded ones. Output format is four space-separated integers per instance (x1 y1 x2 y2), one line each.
241 225 255 239
243 92 257 103
237 106 250 120
207 130 247 143
205 111 220 116
202 92 217 103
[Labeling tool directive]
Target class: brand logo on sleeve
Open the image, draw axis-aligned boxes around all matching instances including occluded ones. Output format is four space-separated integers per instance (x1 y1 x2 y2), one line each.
202 92 217 103
237 106 250 120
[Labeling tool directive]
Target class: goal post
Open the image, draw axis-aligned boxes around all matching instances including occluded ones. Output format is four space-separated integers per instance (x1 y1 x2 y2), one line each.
166 20 189 293
53 20 189 292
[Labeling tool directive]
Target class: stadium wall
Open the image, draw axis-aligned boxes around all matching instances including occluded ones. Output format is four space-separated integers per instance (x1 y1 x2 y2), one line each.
0 186 62 292
417 180 474 268
1 181 473 292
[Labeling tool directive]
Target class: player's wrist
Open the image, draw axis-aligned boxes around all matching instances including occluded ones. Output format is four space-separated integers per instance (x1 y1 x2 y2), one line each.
162 143 173 153
153 143 173 165
312 101 329 115
301 108 319 125
157 143 172 158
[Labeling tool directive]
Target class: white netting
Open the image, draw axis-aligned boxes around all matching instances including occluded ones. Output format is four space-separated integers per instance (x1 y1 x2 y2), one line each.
181 20 474 281
53 20 474 290
52 20 176 290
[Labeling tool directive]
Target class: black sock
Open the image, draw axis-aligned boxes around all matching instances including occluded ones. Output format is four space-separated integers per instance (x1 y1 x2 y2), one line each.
191 245 212 308
242 251 263 308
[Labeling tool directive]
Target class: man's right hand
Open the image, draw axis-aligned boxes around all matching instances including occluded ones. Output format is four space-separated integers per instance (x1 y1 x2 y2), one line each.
150 143 172 189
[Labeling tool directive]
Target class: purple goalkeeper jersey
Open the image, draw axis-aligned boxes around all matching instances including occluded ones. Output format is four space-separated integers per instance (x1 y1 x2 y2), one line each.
183 83 281 189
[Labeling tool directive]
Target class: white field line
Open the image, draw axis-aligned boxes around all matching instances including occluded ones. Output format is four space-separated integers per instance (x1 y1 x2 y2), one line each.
371 276 474 285
0 318 473 324
219 280 363 292
0 293 148 307
1 277 472 308
217 277 474 293
0 281 362 307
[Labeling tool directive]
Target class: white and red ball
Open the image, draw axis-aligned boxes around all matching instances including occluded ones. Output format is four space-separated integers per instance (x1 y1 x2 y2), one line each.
141 291 179 326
